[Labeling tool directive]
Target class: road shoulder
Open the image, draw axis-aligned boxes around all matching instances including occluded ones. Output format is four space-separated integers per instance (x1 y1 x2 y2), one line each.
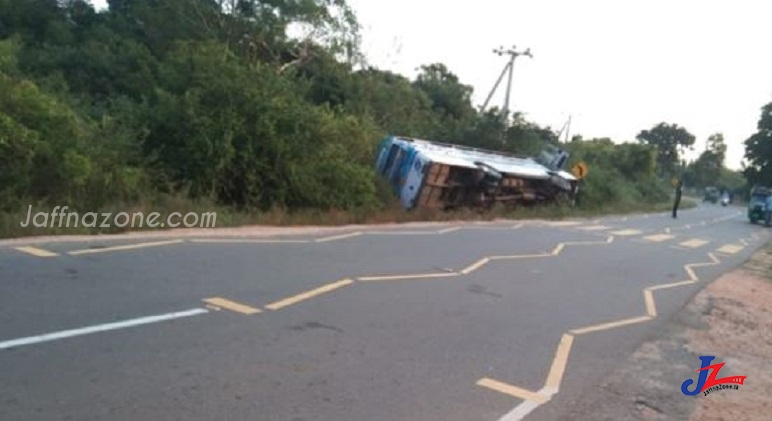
556 241 772 421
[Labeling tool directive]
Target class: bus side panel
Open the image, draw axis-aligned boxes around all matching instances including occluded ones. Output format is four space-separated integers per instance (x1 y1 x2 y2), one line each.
387 146 408 194
401 152 427 209
398 148 418 187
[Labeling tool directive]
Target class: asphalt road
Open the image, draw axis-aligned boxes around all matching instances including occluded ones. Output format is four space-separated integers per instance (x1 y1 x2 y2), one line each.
0 203 767 421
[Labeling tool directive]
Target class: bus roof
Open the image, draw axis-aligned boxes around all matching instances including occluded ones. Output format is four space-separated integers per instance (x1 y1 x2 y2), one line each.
403 136 566 180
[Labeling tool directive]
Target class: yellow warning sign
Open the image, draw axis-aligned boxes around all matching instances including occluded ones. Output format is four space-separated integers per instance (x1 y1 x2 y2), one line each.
571 162 588 179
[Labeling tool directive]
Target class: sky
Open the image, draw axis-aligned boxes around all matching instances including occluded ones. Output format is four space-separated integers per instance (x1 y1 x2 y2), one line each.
88 0 772 170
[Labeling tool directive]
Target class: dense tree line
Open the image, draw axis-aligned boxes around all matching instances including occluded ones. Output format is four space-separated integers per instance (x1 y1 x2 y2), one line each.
1 0 729 220
682 132 746 196
743 102 772 189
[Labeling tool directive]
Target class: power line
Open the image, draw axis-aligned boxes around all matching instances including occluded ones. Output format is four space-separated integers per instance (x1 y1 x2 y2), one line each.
481 45 533 116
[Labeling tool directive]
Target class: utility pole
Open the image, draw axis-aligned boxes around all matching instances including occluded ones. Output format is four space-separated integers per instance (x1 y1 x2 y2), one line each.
481 45 533 116
556 115 572 143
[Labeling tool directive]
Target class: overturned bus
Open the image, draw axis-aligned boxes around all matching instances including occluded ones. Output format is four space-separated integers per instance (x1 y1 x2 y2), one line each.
375 135 579 210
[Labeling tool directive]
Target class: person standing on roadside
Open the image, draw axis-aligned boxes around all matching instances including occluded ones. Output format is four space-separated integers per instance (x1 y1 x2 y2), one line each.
672 179 683 218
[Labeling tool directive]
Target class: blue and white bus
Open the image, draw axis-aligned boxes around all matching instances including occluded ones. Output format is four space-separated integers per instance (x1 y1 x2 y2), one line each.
375 135 578 210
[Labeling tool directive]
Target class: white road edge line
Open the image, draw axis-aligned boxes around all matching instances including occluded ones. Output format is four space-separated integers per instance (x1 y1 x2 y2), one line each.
0 308 208 350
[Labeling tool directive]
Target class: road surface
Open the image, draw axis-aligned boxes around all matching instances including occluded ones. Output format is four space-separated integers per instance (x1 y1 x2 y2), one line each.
0 204 766 421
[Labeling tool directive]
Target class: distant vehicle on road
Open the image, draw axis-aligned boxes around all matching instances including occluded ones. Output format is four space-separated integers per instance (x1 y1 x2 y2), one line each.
704 186 719 203
721 191 730 206
748 186 770 224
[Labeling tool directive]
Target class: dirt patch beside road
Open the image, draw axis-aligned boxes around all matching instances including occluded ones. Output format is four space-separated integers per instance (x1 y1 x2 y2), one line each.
559 244 772 421
686 250 772 421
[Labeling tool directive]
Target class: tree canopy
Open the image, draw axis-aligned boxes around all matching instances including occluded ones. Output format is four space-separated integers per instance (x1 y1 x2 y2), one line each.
0 0 694 223
636 122 696 177
743 102 772 187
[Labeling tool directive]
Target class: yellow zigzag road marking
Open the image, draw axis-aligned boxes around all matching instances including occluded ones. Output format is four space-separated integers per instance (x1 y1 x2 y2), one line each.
202 297 262 315
349 224 526 240
477 378 551 405
437 227 462 234
716 244 744 255
461 258 492 275
16 218 652 254
480 252 721 417
643 234 674 242
544 333 574 390
191 238 310 244
570 316 652 335
462 236 615 274
576 225 610 231
9 224 532 257
359 235 615 281
679 238 709 248
358 272 460 282
13 246 59 257
477 333 574 410
68 239 184 255
541 221 583 227
609 229 642 236
368 224 526 235
364 230 441 235
195 221 518 246
314 232 363 243
265 279 354 310
643 290 657 316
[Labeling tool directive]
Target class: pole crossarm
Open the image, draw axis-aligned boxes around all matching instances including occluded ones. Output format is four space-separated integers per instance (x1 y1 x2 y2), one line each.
481 45 533 114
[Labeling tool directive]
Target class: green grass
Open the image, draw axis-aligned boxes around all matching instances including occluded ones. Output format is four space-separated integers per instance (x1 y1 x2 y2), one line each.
0 196 698 240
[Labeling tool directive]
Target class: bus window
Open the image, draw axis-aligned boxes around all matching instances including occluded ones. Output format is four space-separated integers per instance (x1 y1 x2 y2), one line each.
381 144 400 176
389 148 407 185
